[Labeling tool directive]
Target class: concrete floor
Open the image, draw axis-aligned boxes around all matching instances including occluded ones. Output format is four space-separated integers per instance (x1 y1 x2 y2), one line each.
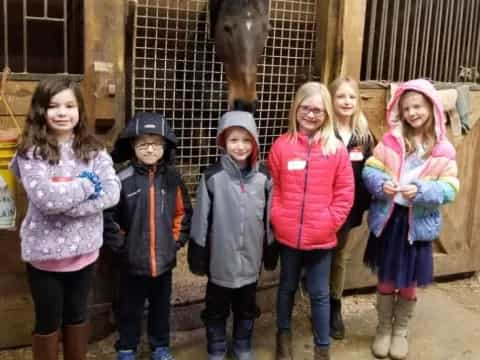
170 285 480 360
1 279 480 359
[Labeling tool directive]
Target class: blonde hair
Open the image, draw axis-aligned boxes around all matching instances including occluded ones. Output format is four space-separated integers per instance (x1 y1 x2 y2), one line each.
329 76 373 145
399 90 436 158
288 81 339 156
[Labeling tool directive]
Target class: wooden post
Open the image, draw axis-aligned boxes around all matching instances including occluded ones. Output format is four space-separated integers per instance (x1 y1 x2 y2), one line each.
313 0 367 83
83 0 126 148
313 0 340 84
341 0 367 80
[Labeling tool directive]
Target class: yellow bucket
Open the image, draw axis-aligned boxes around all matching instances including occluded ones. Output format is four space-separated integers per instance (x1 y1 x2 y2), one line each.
0 141 17 160
0 129 18 229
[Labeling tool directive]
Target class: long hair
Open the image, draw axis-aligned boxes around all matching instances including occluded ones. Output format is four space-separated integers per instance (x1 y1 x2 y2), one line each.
17 78 103 164
288 81 338 156
329 76 373 145
399 90 436 158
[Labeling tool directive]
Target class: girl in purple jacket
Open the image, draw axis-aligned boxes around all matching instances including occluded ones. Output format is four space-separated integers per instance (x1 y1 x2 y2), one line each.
11 78 120 360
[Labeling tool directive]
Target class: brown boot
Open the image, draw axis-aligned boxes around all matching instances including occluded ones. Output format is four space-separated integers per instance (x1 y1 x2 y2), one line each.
276 330 293 360
314 345 330 360
390 297 416 360
33 330 59 360
371 293 395 358
62 322 90 360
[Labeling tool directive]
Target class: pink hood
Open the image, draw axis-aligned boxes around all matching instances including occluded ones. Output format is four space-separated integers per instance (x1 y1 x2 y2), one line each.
386 79 447 142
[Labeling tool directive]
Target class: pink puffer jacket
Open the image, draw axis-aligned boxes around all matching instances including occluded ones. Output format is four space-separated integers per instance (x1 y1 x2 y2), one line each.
268 133 354 250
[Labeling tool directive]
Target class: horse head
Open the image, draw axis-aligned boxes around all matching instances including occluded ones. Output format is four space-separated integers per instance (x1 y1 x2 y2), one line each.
210 0 270 113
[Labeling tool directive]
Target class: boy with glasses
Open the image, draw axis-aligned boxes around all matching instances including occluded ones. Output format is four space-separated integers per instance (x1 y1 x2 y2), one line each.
104 112 192 360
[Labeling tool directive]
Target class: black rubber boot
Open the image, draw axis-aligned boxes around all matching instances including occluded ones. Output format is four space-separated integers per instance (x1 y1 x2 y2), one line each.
206 320 227 360
329 297 345 340
232 318 255 360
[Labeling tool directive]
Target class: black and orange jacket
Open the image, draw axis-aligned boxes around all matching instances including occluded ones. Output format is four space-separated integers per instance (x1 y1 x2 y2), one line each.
104 161 192 277
104 112 192 277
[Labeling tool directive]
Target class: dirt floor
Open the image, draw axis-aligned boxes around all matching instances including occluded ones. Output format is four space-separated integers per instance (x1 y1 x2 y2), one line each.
1 274 480 359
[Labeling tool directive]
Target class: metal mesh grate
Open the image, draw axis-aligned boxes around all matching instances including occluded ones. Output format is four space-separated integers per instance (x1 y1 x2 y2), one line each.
132 0 317 195
361 0 480 83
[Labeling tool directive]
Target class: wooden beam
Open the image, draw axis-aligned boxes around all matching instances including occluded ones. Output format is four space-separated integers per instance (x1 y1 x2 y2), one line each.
313 0 367 83
312 0 340 83
341 0 367 80
83 0 126 148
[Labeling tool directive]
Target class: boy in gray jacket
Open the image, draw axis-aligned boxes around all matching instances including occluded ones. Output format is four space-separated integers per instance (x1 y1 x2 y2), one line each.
188 111 272 360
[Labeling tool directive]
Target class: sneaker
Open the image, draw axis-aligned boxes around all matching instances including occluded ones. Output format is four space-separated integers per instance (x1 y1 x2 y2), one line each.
151 346 175 360
117 350 136 360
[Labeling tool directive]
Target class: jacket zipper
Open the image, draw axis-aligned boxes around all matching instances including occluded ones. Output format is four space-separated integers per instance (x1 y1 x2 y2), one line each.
296 143 311 248
149 168 157 277
406 149 434 244
378 135 406 236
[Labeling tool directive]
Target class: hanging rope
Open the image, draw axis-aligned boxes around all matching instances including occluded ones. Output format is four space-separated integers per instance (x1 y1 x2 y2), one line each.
0 66 21 135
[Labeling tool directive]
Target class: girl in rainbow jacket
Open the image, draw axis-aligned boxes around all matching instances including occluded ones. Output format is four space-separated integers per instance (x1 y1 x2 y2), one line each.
362 79 459 360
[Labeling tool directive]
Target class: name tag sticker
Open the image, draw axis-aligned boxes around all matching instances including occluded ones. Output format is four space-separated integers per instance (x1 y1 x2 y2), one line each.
287 159 307 170
349 149 364 161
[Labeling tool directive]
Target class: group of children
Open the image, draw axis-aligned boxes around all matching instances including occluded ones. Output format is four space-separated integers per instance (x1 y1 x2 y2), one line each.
13 76 459 360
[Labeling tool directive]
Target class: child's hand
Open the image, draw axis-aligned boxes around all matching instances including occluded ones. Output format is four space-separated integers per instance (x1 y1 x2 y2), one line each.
399 184 418 199
383 180 399 196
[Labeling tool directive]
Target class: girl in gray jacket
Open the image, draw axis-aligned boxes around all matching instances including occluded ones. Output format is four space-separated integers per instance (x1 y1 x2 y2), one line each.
189 111 272 360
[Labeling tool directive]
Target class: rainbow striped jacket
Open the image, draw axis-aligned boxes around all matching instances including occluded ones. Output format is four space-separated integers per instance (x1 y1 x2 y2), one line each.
362 79 460 243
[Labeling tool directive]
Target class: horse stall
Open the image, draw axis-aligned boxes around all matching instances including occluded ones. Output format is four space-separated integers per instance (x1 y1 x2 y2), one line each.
0 0 480 350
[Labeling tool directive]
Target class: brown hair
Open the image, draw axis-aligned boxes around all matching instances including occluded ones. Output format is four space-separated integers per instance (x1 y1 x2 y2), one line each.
17 78 104 164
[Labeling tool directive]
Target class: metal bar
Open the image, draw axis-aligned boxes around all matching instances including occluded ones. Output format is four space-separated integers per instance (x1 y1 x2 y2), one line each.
387 0 399 81
63 0 68 73
23 0 27 72
410 0 422 79
365 0 377 80
399 0 411 81
419 0 432 77
443 0 453 81
153 0 159 111
3 0 8 66
464 0 474 70
45 0 48 17
376 0 389 79
25 16 65 22
131 0 138 113
431 0 442 80
453 0 464 81
474 0 480 82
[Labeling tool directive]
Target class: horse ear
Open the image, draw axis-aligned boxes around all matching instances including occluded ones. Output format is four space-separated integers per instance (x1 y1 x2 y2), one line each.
257 0 270 15
209 0 222 39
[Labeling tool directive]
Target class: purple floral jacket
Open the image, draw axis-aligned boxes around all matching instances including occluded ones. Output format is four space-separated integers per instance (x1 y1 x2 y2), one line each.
11 142 121 262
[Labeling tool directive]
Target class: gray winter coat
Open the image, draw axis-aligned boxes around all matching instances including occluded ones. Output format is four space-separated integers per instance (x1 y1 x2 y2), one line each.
189 111 272 288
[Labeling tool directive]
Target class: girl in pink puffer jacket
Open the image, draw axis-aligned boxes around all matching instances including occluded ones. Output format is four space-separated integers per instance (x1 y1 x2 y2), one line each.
268 81 354 360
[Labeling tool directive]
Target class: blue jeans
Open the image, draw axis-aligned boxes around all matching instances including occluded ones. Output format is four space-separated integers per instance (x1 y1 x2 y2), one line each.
276 244 332 347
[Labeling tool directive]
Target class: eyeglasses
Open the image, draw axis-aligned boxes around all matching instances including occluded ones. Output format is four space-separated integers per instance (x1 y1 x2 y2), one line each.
298 105 326 117
134 142 164 151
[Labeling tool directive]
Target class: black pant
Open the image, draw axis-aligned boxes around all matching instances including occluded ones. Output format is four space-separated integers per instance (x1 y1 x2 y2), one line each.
204 281 258 323
115 270 172 352
26 262 95 335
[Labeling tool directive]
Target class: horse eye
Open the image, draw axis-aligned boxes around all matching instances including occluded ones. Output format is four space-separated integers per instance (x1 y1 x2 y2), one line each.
223 23 233 34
